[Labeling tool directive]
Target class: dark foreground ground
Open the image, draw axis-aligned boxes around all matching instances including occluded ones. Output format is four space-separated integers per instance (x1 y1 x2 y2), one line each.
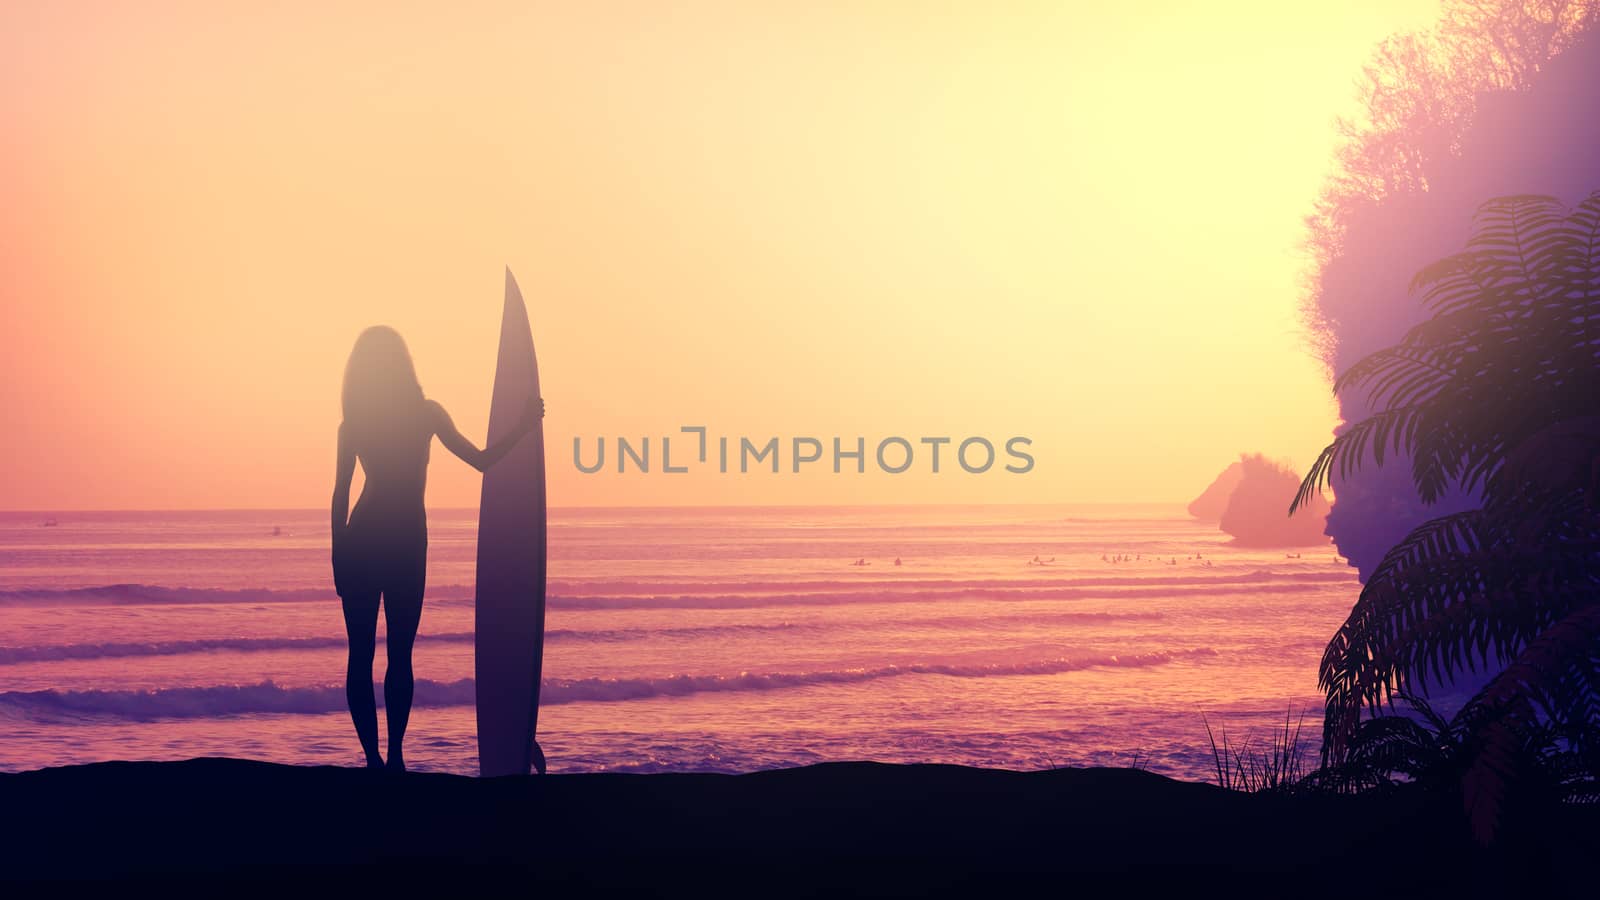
2 759 1597 894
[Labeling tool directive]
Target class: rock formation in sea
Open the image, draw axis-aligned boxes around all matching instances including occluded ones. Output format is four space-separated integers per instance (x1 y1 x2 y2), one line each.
1186 461 1244 520
1190 453 1330 547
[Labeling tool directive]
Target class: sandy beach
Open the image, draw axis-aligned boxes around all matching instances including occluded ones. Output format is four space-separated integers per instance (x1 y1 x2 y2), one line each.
3 758 1594 892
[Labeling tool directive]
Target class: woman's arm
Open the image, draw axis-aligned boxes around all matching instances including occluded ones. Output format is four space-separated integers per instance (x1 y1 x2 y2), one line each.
331 421 357 539
430 397 540 473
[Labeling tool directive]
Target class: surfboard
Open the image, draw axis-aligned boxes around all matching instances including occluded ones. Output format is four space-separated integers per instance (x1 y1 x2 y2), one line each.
474 267 548 777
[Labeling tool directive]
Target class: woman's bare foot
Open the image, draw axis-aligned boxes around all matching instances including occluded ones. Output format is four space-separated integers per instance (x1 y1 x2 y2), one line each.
364 753 385 770
385 750 406 773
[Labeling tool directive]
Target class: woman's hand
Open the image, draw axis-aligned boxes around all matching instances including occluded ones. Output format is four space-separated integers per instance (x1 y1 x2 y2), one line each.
518 394 544 432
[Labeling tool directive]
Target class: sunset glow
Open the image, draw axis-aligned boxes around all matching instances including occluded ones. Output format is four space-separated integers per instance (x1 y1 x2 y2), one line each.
2 1 1441 510
9 3 1600 886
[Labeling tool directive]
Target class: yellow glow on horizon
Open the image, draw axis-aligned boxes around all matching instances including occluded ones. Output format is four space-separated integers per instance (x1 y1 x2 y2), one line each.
0 1 1441 509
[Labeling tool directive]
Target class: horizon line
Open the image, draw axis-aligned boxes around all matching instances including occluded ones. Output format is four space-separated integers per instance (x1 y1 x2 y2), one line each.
1 500 1190 515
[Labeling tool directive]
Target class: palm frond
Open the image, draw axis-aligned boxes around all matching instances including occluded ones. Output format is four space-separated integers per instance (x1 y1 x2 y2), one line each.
1292 406 1428 514
1302 190 1600 835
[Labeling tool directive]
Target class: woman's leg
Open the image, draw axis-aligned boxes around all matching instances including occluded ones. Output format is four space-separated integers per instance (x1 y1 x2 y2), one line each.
381 581 424 772
340 589 383 768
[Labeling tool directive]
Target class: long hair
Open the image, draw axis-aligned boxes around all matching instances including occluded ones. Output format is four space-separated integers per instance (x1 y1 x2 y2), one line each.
341 325 425 433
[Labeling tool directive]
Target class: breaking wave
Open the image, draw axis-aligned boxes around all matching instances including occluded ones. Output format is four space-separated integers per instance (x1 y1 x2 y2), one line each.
0 583 475 607
0 648 1217 720
0 569 1354 611
0 609 1166 665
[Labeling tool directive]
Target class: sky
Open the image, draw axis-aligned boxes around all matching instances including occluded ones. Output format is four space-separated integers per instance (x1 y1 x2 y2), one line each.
1 1 1442 510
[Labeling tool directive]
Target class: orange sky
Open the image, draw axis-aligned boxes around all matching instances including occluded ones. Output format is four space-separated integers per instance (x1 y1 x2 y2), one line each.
1 1 1441 510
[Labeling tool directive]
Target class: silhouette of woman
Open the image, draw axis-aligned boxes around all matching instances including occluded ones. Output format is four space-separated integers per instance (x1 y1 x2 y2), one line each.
331 326 539 772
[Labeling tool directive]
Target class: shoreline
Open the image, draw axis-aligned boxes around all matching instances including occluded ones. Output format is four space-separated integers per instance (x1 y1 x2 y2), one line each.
2 758 1593 892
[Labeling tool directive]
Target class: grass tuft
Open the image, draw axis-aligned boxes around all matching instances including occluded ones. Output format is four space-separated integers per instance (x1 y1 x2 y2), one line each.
1202 708 1308 793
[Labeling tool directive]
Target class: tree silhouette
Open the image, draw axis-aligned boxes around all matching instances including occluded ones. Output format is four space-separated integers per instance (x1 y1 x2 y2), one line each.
1301 2 1600 580
1294 192 1600 839
1305 1 1598 293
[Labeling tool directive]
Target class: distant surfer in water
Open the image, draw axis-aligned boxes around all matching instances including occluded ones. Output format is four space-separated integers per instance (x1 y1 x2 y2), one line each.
332 325 540 772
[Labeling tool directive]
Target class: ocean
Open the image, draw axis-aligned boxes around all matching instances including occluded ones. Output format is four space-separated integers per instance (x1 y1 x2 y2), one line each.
0 505 1355 781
